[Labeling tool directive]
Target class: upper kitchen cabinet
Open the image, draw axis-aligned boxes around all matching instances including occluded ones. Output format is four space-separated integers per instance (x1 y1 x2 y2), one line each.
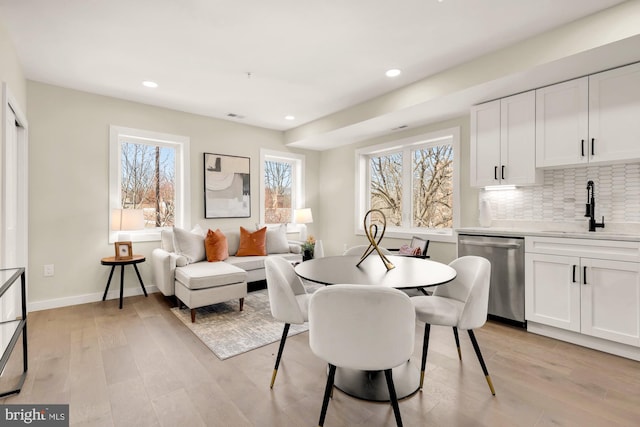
537 62 640 168
589 62 640 164
536 77 589 167
470 91 541 187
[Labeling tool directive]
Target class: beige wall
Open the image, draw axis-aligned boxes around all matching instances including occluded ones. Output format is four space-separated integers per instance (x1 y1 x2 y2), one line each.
317 116 478 264
0 19 26 108
27 81 319 309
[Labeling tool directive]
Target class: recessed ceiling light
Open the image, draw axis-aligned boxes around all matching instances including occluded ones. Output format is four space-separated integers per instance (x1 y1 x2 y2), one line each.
385 69 401 78
142 80 158 88
285 115 295 120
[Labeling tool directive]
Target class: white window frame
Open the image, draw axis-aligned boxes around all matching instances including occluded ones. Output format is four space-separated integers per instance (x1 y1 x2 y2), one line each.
259 149 305 232
355 127 460 243
109 125 190 243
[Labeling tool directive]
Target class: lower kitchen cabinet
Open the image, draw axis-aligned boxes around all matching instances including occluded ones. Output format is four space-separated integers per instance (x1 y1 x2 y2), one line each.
580 258 640 346
525 237 640 349
525 253 581 332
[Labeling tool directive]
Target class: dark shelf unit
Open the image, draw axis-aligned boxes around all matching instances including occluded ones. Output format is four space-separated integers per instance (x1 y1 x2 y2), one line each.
0 267 27 398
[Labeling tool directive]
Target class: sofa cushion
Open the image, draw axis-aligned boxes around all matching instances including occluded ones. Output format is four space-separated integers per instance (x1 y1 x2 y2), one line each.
236 226 267 256
226 255 269 272
175 262 247 290
205 228 229 262
266 224 290 254
224 228 241 255
173 227 206 264
226 253 301 272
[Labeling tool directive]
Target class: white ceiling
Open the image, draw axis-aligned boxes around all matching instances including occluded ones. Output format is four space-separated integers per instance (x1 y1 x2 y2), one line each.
0 0 632 149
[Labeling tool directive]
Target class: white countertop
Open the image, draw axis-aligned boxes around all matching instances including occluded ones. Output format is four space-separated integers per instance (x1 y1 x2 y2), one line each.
456 222 640 242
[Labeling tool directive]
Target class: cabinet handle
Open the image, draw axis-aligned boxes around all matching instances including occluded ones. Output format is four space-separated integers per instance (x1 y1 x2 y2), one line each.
572 265 577 283
501 165 505 180
591 138 595 156
581 139 585 157
494 166 498 180
583 266 587 285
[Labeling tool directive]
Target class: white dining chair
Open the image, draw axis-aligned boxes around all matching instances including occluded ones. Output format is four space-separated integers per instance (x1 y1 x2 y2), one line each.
264 256 311 388
410 255 495 395
309 284 415 427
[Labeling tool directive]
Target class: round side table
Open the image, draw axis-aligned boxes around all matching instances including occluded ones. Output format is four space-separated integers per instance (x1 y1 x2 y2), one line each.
101 255 148 309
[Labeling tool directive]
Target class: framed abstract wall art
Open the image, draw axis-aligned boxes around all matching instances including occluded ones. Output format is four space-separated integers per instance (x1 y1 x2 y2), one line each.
203 153 251 218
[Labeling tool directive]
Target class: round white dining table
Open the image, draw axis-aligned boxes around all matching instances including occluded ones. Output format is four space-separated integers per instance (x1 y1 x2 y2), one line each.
294 254 457 402
295 254 456 289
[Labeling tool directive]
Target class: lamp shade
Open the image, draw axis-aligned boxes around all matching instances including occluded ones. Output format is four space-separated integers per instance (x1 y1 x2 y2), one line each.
111 208 144 231
294 208 313 224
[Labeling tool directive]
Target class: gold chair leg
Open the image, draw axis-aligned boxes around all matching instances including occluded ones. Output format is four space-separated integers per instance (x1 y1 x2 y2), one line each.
485 374 496 396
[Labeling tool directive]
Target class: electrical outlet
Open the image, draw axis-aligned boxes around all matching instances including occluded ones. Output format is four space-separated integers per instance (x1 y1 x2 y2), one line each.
44 264 54 277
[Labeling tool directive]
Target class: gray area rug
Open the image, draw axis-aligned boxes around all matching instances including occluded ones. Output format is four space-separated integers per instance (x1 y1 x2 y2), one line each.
171 285 320 360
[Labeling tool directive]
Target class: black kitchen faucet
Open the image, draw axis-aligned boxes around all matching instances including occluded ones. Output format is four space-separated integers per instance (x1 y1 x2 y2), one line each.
585 180 605 232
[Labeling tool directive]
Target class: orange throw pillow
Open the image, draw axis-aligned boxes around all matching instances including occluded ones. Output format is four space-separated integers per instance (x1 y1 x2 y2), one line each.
236 226 267 256
205 229 229 262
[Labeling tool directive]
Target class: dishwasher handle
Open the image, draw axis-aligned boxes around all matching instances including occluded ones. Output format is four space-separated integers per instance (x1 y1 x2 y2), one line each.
458 239 522 249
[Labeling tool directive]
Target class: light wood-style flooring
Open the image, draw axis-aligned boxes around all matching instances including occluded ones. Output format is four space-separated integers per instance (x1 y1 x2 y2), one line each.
1 292 639 426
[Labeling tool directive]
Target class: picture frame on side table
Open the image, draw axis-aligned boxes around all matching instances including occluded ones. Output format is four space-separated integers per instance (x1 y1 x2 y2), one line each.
115 241 133 260
204 153 251 218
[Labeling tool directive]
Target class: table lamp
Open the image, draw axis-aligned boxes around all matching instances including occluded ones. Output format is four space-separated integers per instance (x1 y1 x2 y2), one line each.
294 208 313 241
111 208 144 242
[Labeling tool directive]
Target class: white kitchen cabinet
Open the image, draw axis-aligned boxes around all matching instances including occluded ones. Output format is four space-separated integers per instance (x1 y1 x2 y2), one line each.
470 91 541 187
536 62 640 168
535 77 588 167
470 100 500 187
581 258 640 346
525 252 581 332
525 237 640 348
588 62 640 164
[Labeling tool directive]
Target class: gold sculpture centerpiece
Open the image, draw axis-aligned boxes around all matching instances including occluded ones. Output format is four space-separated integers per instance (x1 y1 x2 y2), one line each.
357 209 395 271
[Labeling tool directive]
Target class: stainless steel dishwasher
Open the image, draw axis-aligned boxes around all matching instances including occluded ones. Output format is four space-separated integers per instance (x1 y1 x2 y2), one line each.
457 234 525 327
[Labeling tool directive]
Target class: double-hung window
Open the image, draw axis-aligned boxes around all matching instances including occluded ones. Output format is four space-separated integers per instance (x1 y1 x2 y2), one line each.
109 126 190 243
355 127 459 242
259 149 305 229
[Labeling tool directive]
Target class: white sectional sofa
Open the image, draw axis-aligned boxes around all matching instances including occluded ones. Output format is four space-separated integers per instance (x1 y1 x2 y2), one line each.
151 225 302 322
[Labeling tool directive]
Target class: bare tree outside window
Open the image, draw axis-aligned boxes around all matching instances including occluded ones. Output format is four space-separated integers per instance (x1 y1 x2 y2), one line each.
369 144 453 229
370 153 403 226
121 142 176 228
264 160 292 223
413 145 453 228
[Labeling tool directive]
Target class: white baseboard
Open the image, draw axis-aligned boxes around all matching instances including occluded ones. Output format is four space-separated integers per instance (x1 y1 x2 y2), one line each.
527 321 640 362
28 285 159 312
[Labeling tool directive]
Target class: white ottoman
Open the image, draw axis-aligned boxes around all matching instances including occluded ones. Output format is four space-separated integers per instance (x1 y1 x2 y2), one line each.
174 261 248 322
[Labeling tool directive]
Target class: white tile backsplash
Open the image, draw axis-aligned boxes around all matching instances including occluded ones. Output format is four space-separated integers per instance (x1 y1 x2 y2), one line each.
482 163 640 224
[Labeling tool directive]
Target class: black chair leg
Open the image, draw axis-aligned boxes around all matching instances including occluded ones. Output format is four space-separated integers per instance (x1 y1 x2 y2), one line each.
318 364 337 427
384 368 403 427
453 326 462 360
467 329 496 396
420 323 430 389
270 323 290 388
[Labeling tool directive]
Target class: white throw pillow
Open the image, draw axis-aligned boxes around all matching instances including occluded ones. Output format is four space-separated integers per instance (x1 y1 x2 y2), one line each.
172 227 206 264
266 224 290 254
